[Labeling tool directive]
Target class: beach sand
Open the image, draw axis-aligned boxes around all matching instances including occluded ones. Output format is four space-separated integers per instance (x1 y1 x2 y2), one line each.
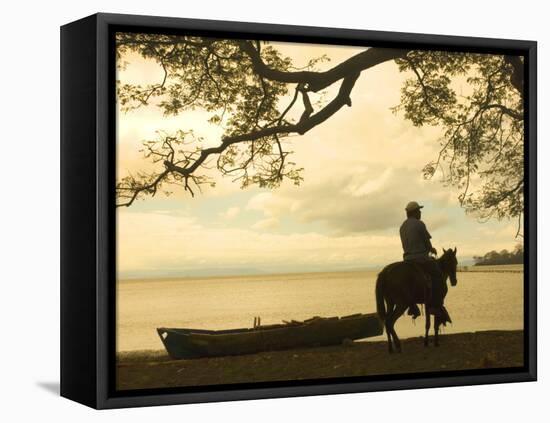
116 329 524 390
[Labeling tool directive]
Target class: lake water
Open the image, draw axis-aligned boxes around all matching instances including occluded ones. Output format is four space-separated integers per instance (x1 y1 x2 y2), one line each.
116 270 524 352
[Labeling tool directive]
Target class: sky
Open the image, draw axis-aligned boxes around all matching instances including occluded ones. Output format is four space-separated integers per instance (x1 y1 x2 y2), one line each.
116 39 522 279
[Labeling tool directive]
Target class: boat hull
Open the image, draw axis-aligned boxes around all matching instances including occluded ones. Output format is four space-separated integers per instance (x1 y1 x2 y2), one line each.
157 313 383 359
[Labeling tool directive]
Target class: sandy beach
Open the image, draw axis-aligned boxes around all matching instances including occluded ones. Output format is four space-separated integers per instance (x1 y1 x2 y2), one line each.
117 329 524 390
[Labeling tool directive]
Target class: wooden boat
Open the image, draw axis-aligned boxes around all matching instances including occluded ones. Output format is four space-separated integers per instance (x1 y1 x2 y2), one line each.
157 313 383 359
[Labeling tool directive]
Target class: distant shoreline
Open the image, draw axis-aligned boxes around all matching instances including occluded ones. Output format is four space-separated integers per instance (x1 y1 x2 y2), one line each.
458 264 524 274
116 329 523 390
119 263 523 282
458 269 523 274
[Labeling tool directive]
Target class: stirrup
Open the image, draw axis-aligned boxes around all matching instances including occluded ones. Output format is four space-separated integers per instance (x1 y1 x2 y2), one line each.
407 304 421 319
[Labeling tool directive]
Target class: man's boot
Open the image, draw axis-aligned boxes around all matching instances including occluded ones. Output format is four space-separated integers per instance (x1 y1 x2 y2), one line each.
440 305 452 325
407 304 421 319
428 305 452 326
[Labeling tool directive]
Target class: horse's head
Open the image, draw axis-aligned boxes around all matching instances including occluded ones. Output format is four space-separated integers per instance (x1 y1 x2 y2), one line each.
440 247 458 286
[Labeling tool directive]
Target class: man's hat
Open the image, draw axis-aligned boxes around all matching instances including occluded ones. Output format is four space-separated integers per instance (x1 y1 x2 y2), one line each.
405 201 424 212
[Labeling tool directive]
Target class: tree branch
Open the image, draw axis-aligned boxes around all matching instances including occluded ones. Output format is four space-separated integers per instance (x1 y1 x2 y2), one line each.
163 71 361 177
504 55 524 95
238 41 408 92
117 70 363 207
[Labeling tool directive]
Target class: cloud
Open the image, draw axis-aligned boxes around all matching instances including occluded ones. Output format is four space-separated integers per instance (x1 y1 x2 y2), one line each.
117 209 405 277
252 217 279 231
246 165 453 235
347 168 394 197
117 207 521 277
219 206 240 219
119 207 523 277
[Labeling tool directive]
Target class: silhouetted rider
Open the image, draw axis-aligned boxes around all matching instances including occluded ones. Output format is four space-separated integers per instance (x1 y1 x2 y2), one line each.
399 201 451 324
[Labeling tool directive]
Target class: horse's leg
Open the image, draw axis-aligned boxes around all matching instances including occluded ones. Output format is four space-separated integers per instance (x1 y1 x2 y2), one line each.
434 315 441 347
385 301 396 353
424 309 431 347
388 303 408 353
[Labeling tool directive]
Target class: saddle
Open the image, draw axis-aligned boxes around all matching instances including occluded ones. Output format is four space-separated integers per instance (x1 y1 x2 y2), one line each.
404 261 433 320
405 261 432 300
404 261 452 325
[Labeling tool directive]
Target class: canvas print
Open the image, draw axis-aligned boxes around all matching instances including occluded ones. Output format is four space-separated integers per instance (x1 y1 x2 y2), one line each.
114 32 525 391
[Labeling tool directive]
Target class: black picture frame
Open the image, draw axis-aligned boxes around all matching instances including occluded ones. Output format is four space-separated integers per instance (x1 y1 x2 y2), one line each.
60 12 537 409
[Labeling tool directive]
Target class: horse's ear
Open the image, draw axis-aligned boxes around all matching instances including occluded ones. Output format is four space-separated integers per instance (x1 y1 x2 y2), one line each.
441 248 446 255
453 246 457 255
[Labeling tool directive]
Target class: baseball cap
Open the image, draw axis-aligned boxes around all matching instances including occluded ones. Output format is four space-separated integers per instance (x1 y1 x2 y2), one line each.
405 201 424 212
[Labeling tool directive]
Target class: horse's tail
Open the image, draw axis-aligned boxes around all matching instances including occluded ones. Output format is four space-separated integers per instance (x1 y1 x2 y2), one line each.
375 271 386 321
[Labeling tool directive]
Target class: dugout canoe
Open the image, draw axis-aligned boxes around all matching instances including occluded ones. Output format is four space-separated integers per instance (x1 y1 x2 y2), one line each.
157 313 383 359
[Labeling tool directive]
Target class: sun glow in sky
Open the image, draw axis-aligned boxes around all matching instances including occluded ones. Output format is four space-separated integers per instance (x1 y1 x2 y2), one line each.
116 39 522 279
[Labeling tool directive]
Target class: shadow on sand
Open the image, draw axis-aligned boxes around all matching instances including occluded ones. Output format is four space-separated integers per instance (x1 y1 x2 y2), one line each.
36 381 60 396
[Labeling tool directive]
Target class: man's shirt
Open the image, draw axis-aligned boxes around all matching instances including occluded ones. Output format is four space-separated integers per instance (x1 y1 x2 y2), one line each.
399 217 433 261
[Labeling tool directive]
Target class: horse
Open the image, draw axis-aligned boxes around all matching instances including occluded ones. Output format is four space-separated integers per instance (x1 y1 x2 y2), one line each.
375 248 458 353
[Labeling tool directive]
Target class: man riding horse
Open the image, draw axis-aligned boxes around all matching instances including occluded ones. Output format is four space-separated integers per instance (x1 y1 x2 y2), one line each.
399 201 451 324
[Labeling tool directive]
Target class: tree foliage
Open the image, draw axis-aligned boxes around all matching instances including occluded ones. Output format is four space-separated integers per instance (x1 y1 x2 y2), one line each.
393 51 524 231
473 244 524 266
115 33 524 234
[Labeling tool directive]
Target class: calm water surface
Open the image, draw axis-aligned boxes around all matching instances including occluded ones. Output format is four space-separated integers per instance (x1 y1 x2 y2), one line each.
116 270 523 352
